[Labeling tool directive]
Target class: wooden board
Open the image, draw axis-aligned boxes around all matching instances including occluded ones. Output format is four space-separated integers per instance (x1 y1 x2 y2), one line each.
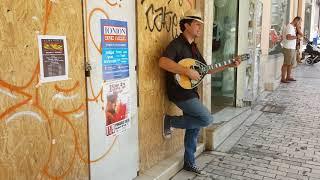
137 0 197 171
0 0 89 179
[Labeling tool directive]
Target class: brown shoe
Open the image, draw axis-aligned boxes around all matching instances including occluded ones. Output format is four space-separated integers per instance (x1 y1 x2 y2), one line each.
281 79 290 83
286 78 296 81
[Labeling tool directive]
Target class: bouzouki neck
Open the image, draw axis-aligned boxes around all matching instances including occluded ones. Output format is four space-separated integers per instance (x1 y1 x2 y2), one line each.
204 59 235 73
204 54 248 73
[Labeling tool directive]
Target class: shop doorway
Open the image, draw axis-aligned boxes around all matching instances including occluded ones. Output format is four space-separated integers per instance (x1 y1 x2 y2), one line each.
211 0 239 113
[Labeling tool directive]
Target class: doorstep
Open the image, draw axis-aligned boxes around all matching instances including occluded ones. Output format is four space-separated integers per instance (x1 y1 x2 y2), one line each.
205 107 252 150
135 143 205 180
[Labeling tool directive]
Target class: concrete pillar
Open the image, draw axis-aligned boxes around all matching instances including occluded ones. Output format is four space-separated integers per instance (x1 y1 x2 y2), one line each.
310 0 316 39
201 0 214 113
298 0 306 32
261 0 284 92
291 0 299 18
261 0 271 56
235 0 249 107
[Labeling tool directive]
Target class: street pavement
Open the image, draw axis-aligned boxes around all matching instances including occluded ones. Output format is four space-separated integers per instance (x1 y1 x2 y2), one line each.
172 62 320 180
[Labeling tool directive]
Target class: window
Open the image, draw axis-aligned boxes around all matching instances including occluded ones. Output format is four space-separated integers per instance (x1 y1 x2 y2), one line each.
269 0 291 55
211 0 238 112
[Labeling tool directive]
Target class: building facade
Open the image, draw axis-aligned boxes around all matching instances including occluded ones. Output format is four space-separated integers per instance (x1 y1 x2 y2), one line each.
0 0 313 179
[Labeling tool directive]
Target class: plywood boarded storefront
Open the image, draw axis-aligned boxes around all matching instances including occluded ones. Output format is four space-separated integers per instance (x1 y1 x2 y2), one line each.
0 0 89 179
137 0 198 171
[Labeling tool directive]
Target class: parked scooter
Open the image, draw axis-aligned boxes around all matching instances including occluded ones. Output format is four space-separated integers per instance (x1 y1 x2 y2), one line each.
302 37 320 65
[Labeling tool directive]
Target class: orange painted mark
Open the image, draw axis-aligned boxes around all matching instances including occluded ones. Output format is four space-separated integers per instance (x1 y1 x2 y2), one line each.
55 105 118 164
87 77 103 102
101 86 104 102
34 87 39 106
43 0 53 34
33 104 54 177
0 98 31 121
78 136 117 163
88 8 109 54
104 0 118 7
42 109 78 179
43 147 76 179
87 87 103 102
35 0 54 106
0 80 32 120
3 63 39 90
54 81 80 93
57 104 85 115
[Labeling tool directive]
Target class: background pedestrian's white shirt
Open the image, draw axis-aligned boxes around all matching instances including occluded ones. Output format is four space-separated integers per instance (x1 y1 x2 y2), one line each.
282 24 296 49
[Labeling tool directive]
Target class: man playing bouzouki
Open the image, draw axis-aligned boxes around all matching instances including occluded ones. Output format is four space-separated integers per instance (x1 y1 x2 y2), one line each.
159 9 241 176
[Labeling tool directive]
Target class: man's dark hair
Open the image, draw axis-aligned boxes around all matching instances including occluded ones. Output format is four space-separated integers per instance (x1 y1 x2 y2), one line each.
179 19 194 32
293 16 302 22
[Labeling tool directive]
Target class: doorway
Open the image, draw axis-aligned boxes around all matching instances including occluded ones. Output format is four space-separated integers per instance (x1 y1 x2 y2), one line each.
211 0 239 113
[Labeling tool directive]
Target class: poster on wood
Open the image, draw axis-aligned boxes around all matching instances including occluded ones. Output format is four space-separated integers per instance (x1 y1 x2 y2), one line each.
37 35 69 83
101 19 129 80
104 78 130 136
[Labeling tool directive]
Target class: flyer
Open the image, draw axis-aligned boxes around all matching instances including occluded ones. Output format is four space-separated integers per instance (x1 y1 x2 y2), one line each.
104 79 130 136
101 19 129 80
38 35 69 83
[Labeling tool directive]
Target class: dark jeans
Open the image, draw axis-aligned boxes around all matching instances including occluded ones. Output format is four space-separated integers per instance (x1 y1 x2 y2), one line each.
313 37 318 46
168 98 214 166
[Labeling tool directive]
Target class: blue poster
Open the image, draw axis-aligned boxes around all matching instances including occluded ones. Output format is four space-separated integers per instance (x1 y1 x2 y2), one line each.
101 19 129 80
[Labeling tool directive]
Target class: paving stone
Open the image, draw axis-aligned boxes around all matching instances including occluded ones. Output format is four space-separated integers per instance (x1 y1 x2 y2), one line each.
172 64 320 180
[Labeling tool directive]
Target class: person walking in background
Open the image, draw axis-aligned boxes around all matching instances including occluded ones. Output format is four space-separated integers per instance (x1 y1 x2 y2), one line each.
313 27 319 46
281 16 303 83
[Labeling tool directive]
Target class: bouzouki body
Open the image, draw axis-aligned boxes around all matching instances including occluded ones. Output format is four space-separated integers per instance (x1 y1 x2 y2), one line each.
174 59 207 89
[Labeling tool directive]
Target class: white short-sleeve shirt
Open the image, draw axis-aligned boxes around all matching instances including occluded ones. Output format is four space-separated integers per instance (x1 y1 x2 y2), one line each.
282 24 296 49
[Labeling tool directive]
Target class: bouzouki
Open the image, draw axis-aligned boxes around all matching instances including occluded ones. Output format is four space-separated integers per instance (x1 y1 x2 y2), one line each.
175 54 250 89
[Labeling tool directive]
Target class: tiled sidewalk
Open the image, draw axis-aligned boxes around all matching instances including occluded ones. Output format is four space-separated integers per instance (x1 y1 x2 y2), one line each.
172 63 320 180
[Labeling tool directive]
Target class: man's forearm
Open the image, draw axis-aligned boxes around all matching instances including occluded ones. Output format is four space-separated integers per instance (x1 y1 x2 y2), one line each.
297 28 304 36
286 34 297 40
159 57 188 75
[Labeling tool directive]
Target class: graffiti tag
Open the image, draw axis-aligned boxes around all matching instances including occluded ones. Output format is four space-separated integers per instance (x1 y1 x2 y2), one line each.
144 3 182 39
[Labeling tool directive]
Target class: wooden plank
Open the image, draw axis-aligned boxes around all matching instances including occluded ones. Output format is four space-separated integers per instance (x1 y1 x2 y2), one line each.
0 0 89 179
